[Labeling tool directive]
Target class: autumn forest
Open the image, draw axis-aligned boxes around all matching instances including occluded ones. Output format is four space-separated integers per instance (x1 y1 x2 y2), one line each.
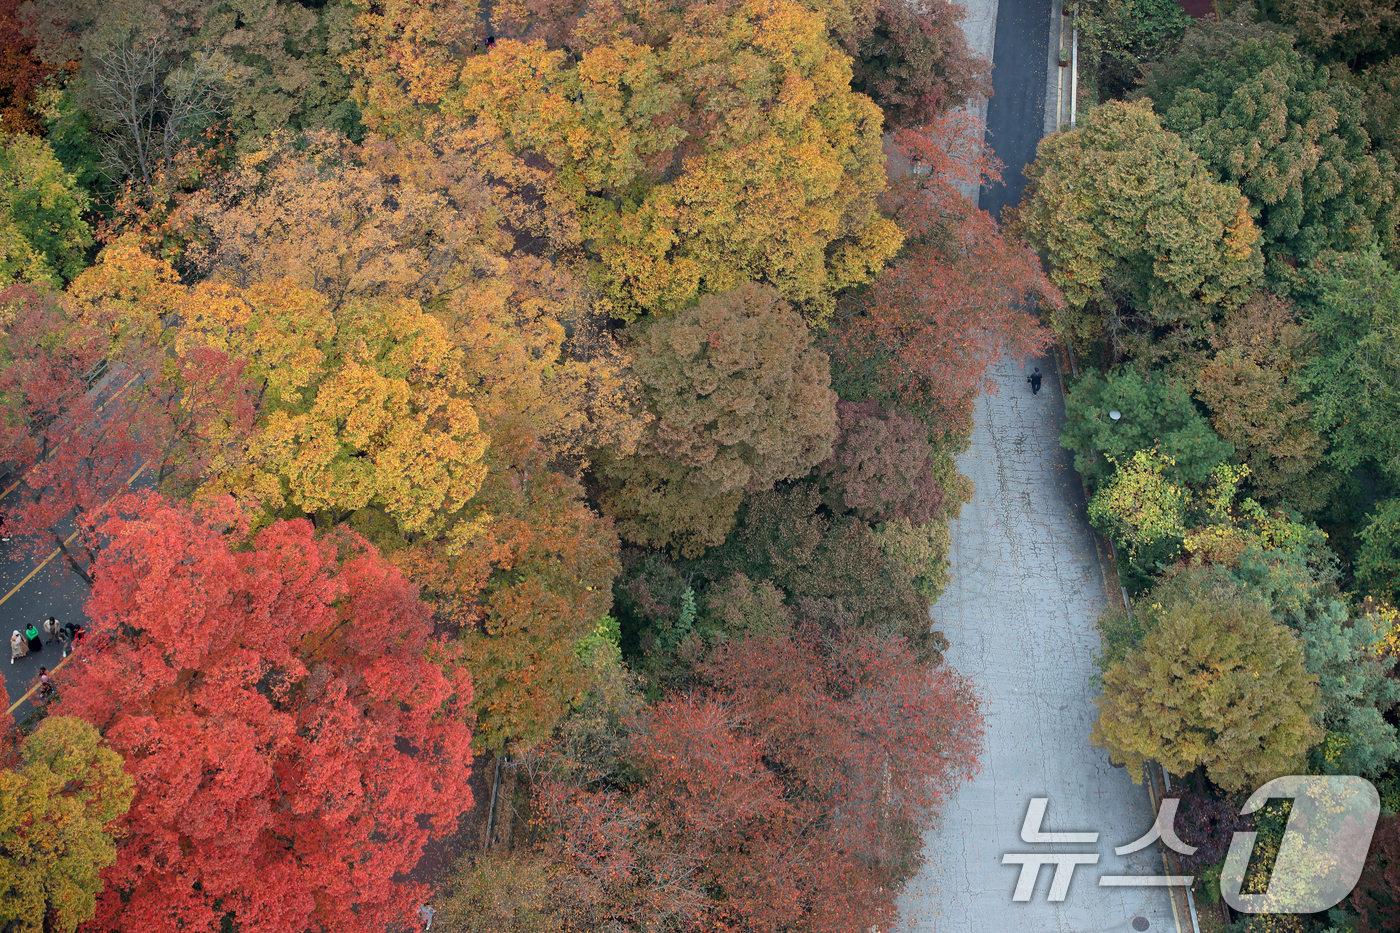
0 0 1034 929
6 0 1400 929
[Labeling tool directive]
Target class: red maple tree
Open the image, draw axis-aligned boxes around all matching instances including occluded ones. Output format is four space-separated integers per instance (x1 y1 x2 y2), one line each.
54 492 475 933
706 624 983 868
534 625 983 931
828 114 1059 438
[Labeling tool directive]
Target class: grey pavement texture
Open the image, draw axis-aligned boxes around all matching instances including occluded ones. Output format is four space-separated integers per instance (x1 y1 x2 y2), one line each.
894 354 1176 932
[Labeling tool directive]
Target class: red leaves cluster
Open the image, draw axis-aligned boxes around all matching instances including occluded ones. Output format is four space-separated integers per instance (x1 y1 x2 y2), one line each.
816 399 945 523
0 0 52 134
845 0 992 129
706 625 983 865
54 493 474 933
829 115 1058 438
0 284 255 554
536 624 983 931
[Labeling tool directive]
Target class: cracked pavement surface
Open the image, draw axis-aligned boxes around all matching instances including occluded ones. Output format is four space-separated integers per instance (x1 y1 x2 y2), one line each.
894 353 1176 932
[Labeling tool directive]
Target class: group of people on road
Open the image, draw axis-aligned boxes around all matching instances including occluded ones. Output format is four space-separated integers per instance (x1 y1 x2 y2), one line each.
9 616 83 663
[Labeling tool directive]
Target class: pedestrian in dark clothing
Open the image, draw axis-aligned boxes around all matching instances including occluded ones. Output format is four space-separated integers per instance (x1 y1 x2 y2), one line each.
24 623 42 653
37 681 54 704
485 35 497 51
1027 367 1042 395
64 622 85 656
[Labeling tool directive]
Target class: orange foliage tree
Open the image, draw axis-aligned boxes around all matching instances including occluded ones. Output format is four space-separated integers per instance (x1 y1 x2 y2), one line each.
485 0 989 129
828 113 1057 438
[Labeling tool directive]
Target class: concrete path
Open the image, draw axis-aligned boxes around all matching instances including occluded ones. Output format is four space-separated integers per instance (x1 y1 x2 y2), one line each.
894 354 1177 932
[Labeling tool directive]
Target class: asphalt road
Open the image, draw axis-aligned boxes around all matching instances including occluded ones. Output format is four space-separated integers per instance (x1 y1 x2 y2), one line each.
980 0 1052 224
0 494 92 718
1 368 149 717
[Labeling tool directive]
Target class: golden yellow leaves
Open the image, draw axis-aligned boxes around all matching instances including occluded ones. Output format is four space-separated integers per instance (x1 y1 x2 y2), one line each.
68 234 184 348
73 237 491 535
238 298 490 534
436 0 895 322
177 279 336 405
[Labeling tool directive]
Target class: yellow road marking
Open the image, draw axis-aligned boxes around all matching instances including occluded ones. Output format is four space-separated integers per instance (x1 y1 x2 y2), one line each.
0 461 150 612
0 529 79 609
6 648 76 717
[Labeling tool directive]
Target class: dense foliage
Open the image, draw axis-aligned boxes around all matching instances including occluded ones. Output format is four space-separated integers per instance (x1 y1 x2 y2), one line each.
0 0 1029 926
1019 99 1262 354
1043 7 1400 928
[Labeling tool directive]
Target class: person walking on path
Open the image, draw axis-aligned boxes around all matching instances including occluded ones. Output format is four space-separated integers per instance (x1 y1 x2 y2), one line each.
43 616 62 645
1027 367 1042 395
35 666 54 704
417 905 436 931
10 630 25 663
24 623 42 654
63 622 85 657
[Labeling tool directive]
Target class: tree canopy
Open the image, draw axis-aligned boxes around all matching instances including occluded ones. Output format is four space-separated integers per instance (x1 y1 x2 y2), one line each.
0 131 91 285
1060 366 1234 488
1139 25 1400 280
595 284 838 557
1019 99 1263 353
408 0 904 322
0 717 134 933
58 492 475 933
1093 573 1321 790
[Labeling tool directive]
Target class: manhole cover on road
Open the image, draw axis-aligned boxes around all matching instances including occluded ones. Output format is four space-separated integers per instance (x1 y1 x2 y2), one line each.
1132 918 1150 931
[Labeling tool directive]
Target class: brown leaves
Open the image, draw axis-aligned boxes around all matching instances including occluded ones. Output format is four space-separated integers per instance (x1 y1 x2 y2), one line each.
595 283 837 556
1193 291 1328 507
815 399 946 524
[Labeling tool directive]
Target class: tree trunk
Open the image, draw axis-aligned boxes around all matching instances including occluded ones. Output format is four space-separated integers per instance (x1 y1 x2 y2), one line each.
54 533 95 587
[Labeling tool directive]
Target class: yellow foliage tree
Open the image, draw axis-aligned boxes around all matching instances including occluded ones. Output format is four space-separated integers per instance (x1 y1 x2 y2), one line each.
1019 99 1263 353
0 717 134 933
189 291 489 534
356 0 900 323
183 132 646 464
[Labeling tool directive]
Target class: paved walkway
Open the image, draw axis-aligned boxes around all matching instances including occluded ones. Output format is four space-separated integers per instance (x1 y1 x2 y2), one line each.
894 353 1176 932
